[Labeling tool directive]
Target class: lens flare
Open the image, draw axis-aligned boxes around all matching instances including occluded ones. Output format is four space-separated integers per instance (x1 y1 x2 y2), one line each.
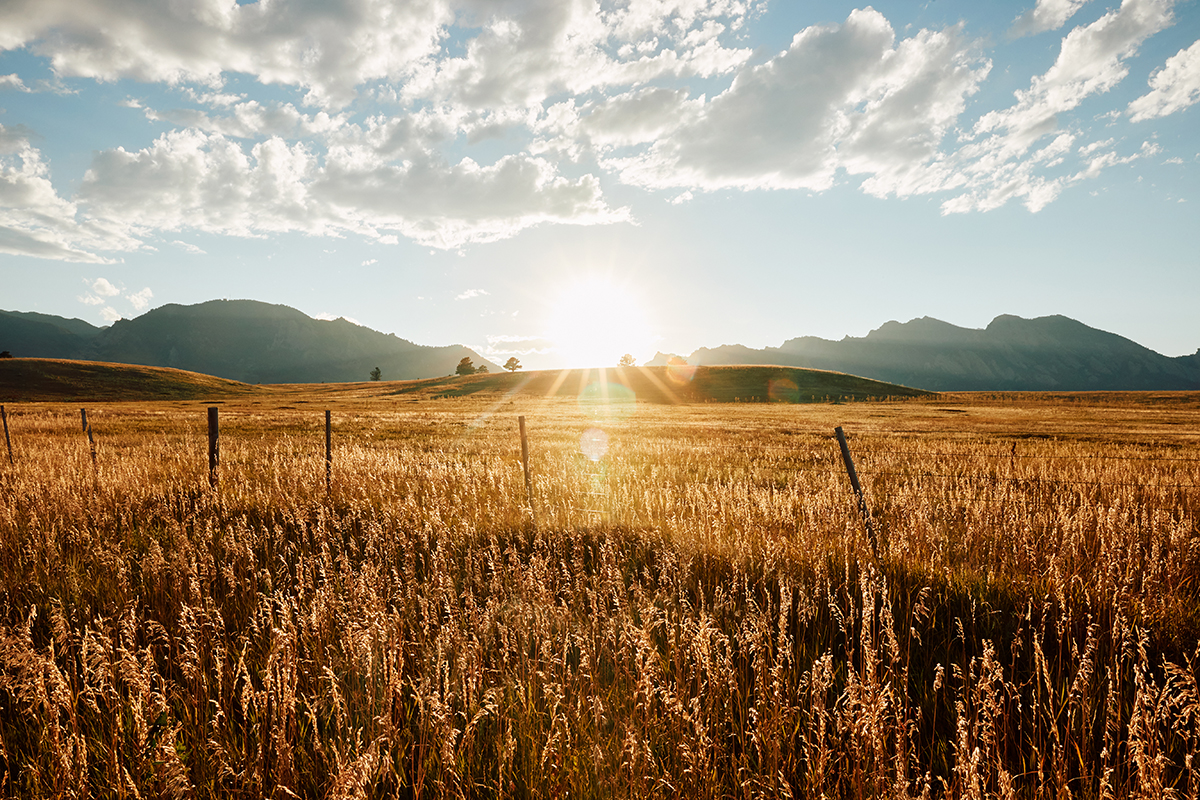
666 361 696 386
577 379 636 421
768 378 799 402
579 428 609 461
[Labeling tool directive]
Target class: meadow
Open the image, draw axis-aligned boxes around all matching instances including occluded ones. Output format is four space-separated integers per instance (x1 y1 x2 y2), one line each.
0 388 1197 798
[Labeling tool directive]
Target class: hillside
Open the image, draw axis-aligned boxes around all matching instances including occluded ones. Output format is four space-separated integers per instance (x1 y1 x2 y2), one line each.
0 359 258 402
0 360 928 405
650 315 1200 391
0 300 496 383
370 364 930 404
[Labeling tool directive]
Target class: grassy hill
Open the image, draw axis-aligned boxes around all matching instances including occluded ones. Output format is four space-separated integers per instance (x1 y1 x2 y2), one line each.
373 364 931 404
0 360 930 404
0 358 259 402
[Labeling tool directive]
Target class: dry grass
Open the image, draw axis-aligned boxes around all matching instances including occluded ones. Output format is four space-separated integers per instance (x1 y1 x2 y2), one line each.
0 391 1197 798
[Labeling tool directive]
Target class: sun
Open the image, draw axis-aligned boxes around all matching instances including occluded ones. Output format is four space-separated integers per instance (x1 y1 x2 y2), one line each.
545 276 656 368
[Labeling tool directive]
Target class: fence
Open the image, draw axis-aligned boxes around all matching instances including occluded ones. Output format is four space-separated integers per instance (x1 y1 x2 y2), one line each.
1 405 1195 542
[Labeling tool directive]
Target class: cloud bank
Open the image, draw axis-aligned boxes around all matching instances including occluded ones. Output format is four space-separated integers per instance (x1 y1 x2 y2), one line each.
0 0 1193 262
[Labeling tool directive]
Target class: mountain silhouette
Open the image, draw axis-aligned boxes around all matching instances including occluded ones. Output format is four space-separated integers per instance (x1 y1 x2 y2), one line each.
647 315 1200 391
0 300 496 383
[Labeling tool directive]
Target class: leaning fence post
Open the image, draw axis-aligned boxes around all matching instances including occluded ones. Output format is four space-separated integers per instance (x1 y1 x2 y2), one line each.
519 416 535 524
1 405 11 465
325 409 332 492
835 426 878 561
81 408 97 469
208 407 220 489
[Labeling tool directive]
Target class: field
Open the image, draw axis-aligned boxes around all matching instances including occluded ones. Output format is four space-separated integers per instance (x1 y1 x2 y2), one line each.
0 387 1198 798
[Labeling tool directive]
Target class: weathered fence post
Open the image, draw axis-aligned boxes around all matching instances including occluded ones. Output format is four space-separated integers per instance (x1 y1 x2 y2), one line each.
325 409 332 492
208 407 219 489
1 405 11 465
81 408 97 469
834 426 878 560
519 416 535 523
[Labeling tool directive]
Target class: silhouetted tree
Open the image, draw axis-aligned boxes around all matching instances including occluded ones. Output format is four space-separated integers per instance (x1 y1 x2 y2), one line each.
369 366 382 381
0 351 12 359
504 357 521 372
618 354 636 367
456 357 475 376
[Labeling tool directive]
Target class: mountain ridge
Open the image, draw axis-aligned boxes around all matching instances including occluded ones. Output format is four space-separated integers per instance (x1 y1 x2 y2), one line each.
0 300 497 383
648 315 1200 391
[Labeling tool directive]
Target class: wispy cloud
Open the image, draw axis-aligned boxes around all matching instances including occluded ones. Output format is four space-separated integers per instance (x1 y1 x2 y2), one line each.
0 73 29 92
485 334 553 356
1009 0 1093 39
456 288 490 300
172 240 206 255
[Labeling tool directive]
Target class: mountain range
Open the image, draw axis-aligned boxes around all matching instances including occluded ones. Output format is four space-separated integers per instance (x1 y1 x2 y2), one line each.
0 300 497 383
646 315 1200 391
4 303 1198 390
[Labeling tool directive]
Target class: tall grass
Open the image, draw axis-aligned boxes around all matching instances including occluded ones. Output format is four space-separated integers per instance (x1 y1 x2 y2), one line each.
0 396 1197 798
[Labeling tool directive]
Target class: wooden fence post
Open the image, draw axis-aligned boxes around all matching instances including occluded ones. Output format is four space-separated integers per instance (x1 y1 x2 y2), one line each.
834 426 878 561
81 408 97 469
325 410 332 492
519 416 535 523
208 407 219 489
1 405 11 465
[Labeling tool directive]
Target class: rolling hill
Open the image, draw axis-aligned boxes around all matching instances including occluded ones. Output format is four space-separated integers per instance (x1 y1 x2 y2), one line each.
0 360 929 404
0 359 258 402
648 315 1200 391
0 300 497 383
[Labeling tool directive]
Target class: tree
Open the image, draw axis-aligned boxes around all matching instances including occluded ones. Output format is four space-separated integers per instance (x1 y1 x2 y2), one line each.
618 354 636 368
0 351 12 359
369 366 382 381
504 357 522 372
456 357 475 376
477 364 489 374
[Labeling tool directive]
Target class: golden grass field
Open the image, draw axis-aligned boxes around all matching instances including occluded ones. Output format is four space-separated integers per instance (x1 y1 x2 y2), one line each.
0 386 1198 798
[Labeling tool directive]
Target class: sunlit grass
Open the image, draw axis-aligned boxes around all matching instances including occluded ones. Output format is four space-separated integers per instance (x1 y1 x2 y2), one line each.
0 394 1197 797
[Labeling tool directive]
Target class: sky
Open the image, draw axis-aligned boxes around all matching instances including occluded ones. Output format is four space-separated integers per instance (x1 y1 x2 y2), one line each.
1 0 1197 370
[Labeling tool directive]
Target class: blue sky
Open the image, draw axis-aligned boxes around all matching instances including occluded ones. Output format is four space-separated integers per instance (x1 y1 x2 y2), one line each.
1 0 1197 369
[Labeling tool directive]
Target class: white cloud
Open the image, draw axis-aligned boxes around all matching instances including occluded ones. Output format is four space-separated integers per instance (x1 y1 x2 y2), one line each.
0 0 453 108
456 288 489 300
0 125 135 262
608 9 990 195
91 277 120 297
127 287 153 311
1128 38 1200 120
1010 0 1092 39
0 73 29 92
76 128 627 249
99 306 122 322
78 294 104 306
404 0 753 113
361 258 378 266
172 240 206 254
